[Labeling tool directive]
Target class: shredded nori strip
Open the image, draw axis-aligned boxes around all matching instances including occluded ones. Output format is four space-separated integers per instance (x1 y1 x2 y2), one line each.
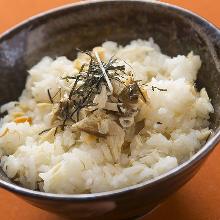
40 50 154 135
151 86 167 92
38 128 52 135
47 89 53 104
55 52 128 129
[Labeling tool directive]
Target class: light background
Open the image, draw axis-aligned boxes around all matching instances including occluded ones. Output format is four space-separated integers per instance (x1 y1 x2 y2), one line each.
0 1 219 220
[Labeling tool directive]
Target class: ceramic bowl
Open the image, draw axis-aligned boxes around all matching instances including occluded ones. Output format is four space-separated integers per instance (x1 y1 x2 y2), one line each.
0 1 219 219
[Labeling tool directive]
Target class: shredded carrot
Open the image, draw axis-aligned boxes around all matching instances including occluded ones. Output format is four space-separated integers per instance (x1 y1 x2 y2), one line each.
14 117 32 124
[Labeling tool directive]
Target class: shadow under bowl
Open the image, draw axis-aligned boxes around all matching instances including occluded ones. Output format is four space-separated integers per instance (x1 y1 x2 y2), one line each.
0 1 220 219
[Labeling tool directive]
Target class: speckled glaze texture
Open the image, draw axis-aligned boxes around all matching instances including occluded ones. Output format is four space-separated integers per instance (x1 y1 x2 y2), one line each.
0 1 219 219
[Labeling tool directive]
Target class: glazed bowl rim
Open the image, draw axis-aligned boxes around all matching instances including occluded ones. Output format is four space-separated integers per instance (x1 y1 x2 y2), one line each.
0 0 219 200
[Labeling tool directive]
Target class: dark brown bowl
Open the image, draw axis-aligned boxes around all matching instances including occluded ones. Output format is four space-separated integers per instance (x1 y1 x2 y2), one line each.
0 1 220 219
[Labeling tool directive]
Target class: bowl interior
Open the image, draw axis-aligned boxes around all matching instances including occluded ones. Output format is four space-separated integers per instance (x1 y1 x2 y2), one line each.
0 0 219 186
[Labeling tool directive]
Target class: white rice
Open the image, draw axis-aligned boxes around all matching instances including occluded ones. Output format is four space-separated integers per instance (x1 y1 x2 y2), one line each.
0 39 214 194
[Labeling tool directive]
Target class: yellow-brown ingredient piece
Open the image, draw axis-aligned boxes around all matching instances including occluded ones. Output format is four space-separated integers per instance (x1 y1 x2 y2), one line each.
92 47 105 60
19 104 29 112
12 112 25 118
84 134 97 145
73 58 82 70
140 88 149 103
0 128 9 137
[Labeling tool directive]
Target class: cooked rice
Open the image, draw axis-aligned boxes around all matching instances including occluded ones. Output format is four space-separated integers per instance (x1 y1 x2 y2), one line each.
0 39 213 194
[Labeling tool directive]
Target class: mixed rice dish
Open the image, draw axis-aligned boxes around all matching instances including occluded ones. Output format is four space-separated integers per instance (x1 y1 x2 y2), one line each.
0 39 213 194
